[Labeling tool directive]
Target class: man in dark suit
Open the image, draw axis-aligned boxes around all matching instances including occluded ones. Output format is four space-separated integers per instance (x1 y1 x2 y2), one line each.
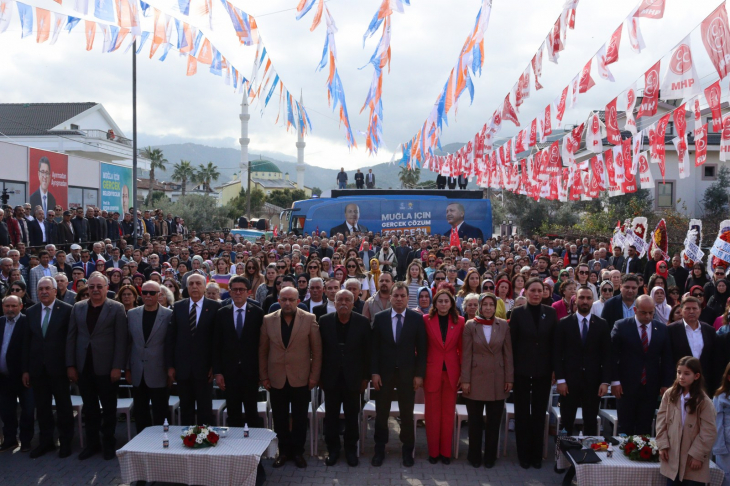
330 203 368 237
344 278 366 315
607 246 625 271
669 254 689 293
29 157 57 216
313 278 339 322
213 276 264 428
237 216 249 229
354 169 365 189
72 249 95 279
441 202 483 241
436 174 446 189
623 245 643 274
319 289 371 467
301 278 325 314
106 213 122 243
28 208 54 246
56 211 76 247
165 273 221 427
85 207 100 244
447 176 457 189
22 277 74 458
365 169 375 188
66 273 128 460
370 282 427 467
0 208 10 247
553 286 611 436
0 295 33 453
610 295 674 435
667 296 717 393
71 207 89 244
601 274 640 329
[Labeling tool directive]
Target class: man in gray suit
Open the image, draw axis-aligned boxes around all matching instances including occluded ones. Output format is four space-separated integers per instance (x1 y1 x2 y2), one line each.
126 281 172 434
29 250 58 302
54 274 76 305
66 272 127 461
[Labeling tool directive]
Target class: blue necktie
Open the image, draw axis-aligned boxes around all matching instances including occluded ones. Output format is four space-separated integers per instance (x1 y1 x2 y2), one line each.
395 314 403 343
581 317 588 345
236 309 243 339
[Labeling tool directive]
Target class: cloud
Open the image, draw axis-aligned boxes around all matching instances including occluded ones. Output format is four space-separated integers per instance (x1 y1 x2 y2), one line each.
0 0 721 170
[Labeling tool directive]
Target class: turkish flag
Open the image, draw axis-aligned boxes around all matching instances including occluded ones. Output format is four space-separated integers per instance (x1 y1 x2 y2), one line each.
638 60 660 119
605 24 622 65
450 227 461 249
704 80 723 131
701 3 730 80
633 0 665 19
606 98 622 145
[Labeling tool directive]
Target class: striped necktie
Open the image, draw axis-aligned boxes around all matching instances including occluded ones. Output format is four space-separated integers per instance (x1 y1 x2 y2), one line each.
189 302 197 335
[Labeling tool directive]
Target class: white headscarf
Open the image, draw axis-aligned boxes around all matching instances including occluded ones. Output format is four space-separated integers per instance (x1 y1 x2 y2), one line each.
650 286 672 324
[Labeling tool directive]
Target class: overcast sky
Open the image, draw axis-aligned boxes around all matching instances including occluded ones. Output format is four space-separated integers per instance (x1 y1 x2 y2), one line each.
0 0 724 172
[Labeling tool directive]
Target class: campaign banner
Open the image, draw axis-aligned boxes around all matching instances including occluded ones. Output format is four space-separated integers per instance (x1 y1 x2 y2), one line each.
28 148 68 213
100 163 132 213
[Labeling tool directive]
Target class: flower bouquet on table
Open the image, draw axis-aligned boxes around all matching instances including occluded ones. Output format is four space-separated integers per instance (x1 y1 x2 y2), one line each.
619 435 659 462
181 425 219 448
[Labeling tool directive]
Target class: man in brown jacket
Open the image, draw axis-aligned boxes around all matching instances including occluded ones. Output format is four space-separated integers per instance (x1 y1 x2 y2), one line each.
259 287 322 469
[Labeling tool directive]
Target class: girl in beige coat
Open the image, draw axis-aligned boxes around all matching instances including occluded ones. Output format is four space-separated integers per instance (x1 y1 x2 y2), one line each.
656 356 716 486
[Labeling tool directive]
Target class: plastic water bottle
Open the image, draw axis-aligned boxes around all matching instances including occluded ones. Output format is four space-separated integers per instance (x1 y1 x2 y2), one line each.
163 418 169 432
578 429 584 438
163 433 169 448
244 423 249 438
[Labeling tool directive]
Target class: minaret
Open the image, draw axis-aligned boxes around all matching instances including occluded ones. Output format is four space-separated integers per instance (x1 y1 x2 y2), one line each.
239 92 250 189
296 92 306 191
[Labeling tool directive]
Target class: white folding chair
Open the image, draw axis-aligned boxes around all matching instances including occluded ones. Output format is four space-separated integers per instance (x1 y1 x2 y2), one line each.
220 389 271 429
168 396 180 426
360 382 415 458
52 395 85 448
598 409 618 436
502 398 550 459
549 387 601 436
314 389 362 457
211 399 227 426
114 398 134 441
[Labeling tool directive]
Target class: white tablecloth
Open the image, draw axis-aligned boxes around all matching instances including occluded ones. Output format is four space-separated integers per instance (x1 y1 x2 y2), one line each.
556 437 725 486
117 426 277 486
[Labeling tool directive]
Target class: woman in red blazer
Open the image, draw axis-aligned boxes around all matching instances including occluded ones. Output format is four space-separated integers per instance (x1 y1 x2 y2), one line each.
423 289 465 464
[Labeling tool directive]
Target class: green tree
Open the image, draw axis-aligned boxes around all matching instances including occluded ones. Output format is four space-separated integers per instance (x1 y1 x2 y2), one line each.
141 147 168 205
701 166 730 235
266 189 307 209
398 166 420 188
311 187 323 197
155 194 231 232
196 162 221 194
225 187 266 219
172 160 195 198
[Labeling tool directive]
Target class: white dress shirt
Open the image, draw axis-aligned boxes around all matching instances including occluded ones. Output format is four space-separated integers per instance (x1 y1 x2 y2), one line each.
189 298 204 326
391 309 405 341
482 323 492 344
326 301 336 314
683 320 704 358
308 300 323 313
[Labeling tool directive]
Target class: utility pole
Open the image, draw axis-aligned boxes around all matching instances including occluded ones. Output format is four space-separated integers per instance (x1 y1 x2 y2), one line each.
246 158 252 220
132 39 138 248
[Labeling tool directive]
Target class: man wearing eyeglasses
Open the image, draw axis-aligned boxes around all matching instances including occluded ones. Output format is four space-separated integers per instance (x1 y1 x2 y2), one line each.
66 273 128 460
704 265 727 300
126 281 172 435
30 157 57 217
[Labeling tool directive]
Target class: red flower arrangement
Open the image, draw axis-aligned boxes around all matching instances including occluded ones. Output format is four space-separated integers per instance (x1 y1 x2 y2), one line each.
620 435 658 462
639 446 653 460
181 425 219 448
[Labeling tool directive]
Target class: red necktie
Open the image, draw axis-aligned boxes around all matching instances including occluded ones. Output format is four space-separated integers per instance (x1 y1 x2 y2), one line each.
640 324 648 385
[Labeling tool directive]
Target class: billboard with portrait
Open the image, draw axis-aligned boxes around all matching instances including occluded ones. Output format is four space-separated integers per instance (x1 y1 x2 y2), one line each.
28 148 68 213
100 163 132 213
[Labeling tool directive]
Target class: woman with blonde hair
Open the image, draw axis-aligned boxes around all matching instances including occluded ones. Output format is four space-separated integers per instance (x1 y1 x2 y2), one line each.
405 261 429 308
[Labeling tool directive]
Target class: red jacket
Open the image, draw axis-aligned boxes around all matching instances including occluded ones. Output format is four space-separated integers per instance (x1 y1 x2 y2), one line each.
6 217 20 247
423 313 464 392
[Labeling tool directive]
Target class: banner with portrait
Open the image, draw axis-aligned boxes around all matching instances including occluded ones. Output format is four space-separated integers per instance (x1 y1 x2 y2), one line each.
28 148 68 213
100 162 132 213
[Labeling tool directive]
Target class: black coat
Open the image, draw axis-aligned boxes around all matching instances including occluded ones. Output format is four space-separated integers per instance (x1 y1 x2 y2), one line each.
28 218 53 247
667 320 717 392
71 217 88 243
212 303 264 383
601 294 630 329
164 298 221 381
370 308 427 384
55 222 75 246
0 314 28 379
22 300 73 378
509 304 558 378
318 312 371 392
553 313 612 387
0 221 9 247
608 255 625 271
623 256 643 275
611 317 674 395
86 216 100 242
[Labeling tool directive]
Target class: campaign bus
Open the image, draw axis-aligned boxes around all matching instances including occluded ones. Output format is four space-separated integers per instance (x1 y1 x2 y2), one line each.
280 189 492 239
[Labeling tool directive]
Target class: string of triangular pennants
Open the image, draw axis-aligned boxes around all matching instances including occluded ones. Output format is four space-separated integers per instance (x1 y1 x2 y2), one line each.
0 0 312 138
413 0 730 202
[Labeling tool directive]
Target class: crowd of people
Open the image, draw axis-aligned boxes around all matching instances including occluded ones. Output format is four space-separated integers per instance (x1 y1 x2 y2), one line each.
1 200 730 485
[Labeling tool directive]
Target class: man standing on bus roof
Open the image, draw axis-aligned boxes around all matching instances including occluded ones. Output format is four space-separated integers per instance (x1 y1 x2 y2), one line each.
336 168 348 190
330 204 368 237
441 202 483 241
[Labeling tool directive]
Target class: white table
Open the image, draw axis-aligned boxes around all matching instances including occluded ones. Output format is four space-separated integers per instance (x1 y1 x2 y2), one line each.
556 437 725 486
117 426 277 486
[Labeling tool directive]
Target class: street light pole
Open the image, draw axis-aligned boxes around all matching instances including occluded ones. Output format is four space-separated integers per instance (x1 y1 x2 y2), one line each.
246 158 252 220
132 39 138 248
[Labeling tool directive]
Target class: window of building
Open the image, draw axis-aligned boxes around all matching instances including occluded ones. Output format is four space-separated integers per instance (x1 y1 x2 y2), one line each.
0 180 26 208
707 117 718 133
68 187 98 209
656 182 674 209
70 124 79 130
666 122 674 136
702 164 717 181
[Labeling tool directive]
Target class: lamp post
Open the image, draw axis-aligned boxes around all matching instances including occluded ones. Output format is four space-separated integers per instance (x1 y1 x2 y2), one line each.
132 39 138 248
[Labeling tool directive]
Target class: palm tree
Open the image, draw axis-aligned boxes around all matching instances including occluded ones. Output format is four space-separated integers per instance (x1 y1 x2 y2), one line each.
398 166 420 188
172 160 195 198
141 146 168 204
196 162 221 194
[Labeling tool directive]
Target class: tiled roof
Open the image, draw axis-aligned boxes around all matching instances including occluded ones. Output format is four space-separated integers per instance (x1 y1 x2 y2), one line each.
0 102 97 136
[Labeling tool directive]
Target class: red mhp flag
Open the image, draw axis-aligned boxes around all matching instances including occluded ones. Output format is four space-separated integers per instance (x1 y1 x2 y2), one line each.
661 36 702 100
701 3 730 80
633 0 665 19
622 138 637 194
638 61 660 119
532 49 544 90
502 93 520 127
590 154 606 191
542 104 552 137
721 114 730 162
606 98 622 145
605 24 622 65
529 119 537 147
695 123 708 167
673 103 687 140
578 59 595 93
554 86 569 127
705 80 723 132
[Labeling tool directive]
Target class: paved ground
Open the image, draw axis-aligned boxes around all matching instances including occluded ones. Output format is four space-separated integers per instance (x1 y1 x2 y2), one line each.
0 417 566 486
